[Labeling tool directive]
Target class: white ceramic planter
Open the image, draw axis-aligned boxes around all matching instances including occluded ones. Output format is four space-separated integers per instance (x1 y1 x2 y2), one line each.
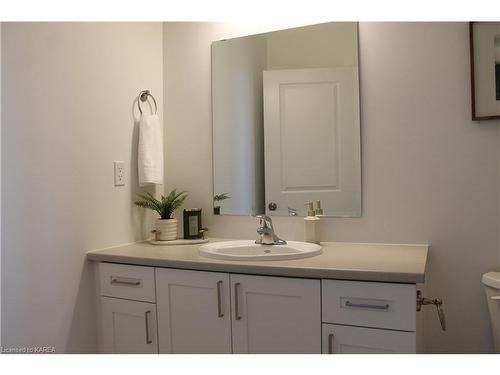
155 218 178 241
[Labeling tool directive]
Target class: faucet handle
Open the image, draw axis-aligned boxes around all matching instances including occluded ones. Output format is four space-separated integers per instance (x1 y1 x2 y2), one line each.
254 214 271 221
253 214 273 226
253 214 286 246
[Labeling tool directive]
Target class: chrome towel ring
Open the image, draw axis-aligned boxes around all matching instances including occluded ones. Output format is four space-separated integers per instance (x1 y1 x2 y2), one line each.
138 90 158 115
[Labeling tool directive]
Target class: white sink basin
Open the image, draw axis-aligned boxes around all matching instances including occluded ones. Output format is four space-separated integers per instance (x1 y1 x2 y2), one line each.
199 240 322 261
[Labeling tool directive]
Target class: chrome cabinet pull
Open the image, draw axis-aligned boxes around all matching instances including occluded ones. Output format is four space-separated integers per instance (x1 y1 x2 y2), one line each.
234 282 242 320
491 296 500 300
145 310 152 344
110 276 141 286
345 300 390 310
217 280 224 318
328 333 334 354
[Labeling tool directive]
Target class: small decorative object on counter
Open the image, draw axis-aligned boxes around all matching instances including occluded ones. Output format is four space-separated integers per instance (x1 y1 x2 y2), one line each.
134 189 188 241
314 200 324 216
304 201 320 244
183 208 204 240
213 193 230 215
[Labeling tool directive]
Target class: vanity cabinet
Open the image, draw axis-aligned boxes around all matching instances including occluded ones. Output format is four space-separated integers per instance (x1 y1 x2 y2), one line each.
101 297 158 354
97 263 159 353
96 262 418 354
230 274 321 353
321 279 416 354
321 324 415 354
155 269 321 354
156 268 232 353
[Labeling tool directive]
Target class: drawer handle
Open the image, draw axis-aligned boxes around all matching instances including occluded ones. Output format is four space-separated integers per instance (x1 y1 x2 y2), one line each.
110 277 141 286
217 280 224 318
328 333 334 354
234 282 242 320
345 300 390 310
491 296 500 300
145 310 152 344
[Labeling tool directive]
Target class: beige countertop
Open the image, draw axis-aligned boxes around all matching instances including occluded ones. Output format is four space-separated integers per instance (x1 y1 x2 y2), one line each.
86 239 428 284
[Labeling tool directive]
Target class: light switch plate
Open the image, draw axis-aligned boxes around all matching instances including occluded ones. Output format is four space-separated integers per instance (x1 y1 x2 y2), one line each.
114 161 125 186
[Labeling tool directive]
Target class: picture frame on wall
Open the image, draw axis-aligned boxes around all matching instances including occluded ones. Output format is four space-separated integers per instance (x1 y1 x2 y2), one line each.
470 22 500 120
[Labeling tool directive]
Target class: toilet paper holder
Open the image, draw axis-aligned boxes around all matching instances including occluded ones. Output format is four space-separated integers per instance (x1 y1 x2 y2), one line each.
417 290 446 331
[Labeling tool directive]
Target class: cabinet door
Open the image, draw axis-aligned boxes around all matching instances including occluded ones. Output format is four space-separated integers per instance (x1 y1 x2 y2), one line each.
156 268 232 353
231 274 321 353
101 296 158 353
322 324 416 354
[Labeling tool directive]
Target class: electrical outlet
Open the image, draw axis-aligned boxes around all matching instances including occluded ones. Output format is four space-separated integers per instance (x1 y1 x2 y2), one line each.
114 161 125 186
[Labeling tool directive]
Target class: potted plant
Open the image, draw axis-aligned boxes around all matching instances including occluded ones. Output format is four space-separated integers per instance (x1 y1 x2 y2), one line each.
213 193 230 215
135 189 188 241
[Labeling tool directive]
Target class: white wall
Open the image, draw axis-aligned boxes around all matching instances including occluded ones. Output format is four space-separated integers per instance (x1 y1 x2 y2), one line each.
212 36 266 215
163 22 500 353
266 22 358 69
1 23 163 353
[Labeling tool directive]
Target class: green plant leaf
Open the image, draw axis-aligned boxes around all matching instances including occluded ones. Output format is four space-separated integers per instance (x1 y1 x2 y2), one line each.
214 193 231 202
135 189 189 219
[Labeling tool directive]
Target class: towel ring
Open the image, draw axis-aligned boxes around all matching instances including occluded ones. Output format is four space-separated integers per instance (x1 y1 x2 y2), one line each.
138 90 158 115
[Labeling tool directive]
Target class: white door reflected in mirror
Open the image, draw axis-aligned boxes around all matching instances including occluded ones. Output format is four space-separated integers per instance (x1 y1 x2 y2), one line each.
263 67 360 217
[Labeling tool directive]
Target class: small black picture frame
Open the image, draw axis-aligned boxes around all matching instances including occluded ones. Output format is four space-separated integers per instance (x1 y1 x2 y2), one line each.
183 209 202 239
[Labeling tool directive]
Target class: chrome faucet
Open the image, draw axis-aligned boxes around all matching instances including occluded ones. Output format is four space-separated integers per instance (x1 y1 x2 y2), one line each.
254 214 287 245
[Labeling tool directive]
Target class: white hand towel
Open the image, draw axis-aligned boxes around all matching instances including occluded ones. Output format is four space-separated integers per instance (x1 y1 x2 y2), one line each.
138 114 164 186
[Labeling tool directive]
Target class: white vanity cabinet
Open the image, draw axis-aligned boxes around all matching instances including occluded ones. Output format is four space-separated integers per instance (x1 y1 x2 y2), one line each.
321 280 417 354
230 274 321 353
101 297 158 354
321 324 415 354
156 268 232 353
95 262 419 354
97 263 158 353
155 270 321 354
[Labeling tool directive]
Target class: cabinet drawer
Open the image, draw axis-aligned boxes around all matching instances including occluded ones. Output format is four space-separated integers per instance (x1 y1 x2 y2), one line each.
322 280 416 331
322 323 416 354
99 263 155 303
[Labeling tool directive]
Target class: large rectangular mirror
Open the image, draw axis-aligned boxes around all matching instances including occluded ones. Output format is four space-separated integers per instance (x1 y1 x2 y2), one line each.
212 22 361 217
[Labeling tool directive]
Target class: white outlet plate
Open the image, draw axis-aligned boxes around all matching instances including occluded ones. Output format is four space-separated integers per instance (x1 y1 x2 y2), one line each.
114 161 125 186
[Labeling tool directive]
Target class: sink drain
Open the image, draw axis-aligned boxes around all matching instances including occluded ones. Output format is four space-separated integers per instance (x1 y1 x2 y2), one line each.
264 249 271 253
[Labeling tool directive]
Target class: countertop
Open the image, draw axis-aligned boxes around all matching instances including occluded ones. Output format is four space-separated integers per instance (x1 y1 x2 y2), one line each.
86 239 428 283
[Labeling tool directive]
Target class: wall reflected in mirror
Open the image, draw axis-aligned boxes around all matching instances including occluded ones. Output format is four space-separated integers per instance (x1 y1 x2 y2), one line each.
212 22 361 217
